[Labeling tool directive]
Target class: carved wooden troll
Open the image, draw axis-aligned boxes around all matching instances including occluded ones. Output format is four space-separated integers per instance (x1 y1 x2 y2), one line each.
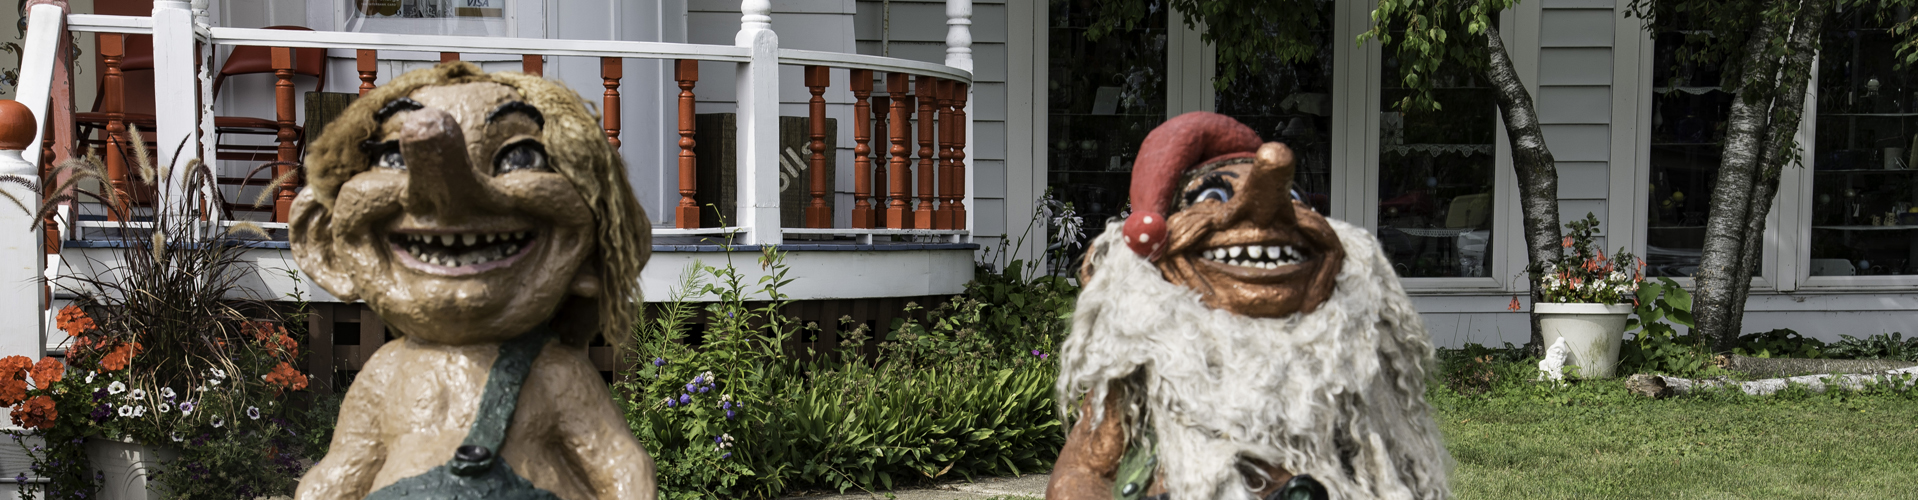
1048 112 1449 500
289 62 656 499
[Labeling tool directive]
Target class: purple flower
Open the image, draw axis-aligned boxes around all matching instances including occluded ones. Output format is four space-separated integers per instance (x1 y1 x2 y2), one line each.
653 358 667 367
692 374 704 385
15 473 26 483
698 386 709 393
685 383 697 392
715 436 725 445
1041 353 1049 360
92 388 108 401
723 401 732 410
666 399 678 408
725 410 736 420
679 394 691 404
721 452 732 459
1032 350 1040 356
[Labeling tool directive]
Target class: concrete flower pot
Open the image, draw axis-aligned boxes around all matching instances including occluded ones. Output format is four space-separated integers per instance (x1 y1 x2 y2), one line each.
1535 303 1634 379
86 438 178 500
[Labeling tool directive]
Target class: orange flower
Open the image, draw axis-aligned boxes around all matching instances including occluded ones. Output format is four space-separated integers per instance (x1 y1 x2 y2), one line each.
1508 296 1523 311
270 333 299 360
1595 249 1606 261
1562 236 1574 248
55 305 95 336
0 379 25 407
29 357 62 389
15 395 56 429
265 362 308 391
0 356 30 382
99 342 144 372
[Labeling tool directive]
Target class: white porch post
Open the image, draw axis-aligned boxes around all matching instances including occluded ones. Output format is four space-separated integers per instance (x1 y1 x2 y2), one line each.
946 0 974 241
735 0 781 245
0 106 45 364
5 0 67 364
153 1 202 220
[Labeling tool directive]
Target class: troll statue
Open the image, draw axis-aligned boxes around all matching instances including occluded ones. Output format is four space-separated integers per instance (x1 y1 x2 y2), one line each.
289 62 656 500
1047 112 1450 500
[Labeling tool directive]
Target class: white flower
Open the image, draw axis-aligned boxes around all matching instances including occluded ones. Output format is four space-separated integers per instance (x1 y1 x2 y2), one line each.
246 406 260 420
156 403 171 414
85 371 97 384
211 417 224 428
107 381 126 395
207 376 223 387
170 431 183 442
133 405 146 417
127 389 146 401
117 405 133 417
159 387 176 400
180 401 195 415
209 368 226 380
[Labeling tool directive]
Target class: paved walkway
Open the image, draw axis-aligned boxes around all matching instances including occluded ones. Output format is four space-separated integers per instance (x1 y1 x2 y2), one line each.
778 473 1049 500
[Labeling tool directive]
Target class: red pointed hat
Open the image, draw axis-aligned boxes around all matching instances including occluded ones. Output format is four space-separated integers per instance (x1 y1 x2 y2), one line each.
1122 111 1263 258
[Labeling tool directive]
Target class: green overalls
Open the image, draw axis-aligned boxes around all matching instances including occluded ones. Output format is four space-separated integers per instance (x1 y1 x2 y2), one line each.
365 327 563 500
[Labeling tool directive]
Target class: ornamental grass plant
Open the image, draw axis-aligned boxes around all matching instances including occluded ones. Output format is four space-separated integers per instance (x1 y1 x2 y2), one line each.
16 136 321 499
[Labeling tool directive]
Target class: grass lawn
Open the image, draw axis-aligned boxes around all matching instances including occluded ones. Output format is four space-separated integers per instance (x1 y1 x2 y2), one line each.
1435 376 1918 499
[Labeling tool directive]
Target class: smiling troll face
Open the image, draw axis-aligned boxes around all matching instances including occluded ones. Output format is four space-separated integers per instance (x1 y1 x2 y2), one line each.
289 62 655 500
1048 112 1449 500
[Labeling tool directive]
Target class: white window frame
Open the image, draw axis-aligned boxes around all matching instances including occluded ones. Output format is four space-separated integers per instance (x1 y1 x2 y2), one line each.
1791 48 1918 291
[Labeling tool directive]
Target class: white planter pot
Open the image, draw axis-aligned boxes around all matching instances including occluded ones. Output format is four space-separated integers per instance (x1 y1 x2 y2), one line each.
1534 302 1634 379
85 439 178 500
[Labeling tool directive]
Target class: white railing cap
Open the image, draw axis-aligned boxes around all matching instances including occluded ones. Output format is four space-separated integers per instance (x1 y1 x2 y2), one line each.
778 49 971 83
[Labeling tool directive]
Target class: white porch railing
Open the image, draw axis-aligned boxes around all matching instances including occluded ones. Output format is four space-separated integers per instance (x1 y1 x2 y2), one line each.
12 0 976 251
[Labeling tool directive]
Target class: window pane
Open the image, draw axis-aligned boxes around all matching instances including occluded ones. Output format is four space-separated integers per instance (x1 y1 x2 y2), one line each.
1377 50 1498 278
1809 7 1918 277
1646 26 1757 277
1046 0 1168 258
1215 1 1335 217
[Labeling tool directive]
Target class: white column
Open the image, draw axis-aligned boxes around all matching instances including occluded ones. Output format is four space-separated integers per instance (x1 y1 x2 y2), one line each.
14 2 67 169
735 0 781 245
153 1 202 221
0 110 45 364
946 0 974 241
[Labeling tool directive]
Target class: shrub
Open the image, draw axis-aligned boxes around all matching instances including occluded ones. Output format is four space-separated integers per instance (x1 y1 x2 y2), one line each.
1824 332 1918 362
617 246 1071 498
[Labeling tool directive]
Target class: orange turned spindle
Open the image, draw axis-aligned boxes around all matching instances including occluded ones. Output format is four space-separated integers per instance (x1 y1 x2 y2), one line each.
885 73 913 229
849 69 874 229
521 55 543 77
356 49 377 96
272 46 299 223
913 75 938 230
948 80 969 230
804 66 830 229
935 78 956 229
602 57 622 147
673 59 700 229
100 33 128 220
870 93 890 228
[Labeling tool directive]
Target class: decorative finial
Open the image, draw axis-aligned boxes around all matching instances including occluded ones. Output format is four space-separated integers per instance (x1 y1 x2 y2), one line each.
741 0 772 33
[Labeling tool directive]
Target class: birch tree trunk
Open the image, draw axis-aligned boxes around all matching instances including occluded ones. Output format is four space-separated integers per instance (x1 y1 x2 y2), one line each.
1692 11 1790 351
1724 0 1829 346
1483 23 1562 353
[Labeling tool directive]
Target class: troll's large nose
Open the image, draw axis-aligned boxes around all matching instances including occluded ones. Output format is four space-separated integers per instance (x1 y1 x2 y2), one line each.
1238 142 1300 227
400 107 498 221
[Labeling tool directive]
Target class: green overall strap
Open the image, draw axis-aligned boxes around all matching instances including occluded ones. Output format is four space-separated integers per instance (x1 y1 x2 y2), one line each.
448 326 552 477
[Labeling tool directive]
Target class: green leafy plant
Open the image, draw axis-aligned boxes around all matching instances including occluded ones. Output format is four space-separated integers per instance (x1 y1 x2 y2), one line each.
1824 332 1918 362
1620 277 1717 376
1733 329 1827 359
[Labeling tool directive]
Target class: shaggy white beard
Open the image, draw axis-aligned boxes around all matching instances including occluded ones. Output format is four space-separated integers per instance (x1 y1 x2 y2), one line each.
1057 220 1450 500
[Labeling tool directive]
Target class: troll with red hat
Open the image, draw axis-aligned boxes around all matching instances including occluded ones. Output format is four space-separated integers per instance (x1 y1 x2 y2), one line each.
1046 112 1450 500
